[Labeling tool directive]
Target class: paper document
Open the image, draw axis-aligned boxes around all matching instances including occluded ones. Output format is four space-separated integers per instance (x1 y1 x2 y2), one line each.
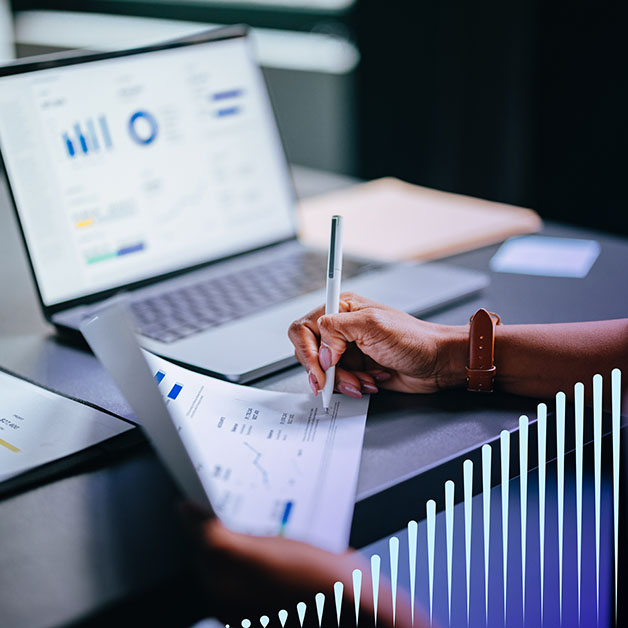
490 235 600 278
144 353 369 551
81 306 369 552
0 370 133 482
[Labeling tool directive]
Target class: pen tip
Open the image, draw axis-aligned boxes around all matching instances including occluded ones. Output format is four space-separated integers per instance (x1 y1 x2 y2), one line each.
324 407 329 414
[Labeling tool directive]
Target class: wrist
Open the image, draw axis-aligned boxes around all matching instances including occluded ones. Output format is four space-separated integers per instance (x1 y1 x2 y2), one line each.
435 324 469 390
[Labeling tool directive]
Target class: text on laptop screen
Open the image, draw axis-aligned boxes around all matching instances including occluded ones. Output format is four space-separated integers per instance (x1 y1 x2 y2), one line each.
0 36 295 306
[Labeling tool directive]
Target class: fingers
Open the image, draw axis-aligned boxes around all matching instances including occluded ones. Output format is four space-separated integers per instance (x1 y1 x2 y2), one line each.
353 371 379 394
334 367 379 398
317 309 375 367
289 306 326 392
366 368 394 386
288 293 388 394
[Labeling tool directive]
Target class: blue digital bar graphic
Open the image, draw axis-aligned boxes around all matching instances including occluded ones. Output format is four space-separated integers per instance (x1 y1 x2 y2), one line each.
281 500 293 526
74 123 88 153
216 107 240 118
86 119 100 151
212 88 243 101
168 383 183 400
117 242 145 257
63 133 75 157
154 370 165 384
278 500 293 535
63 116 113 159
99 115 112 149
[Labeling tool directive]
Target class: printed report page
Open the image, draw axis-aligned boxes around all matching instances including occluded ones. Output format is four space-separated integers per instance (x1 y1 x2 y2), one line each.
144 352 369 552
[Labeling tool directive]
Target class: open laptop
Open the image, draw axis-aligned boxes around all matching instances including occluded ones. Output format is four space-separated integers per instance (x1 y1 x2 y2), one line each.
0 25 488 382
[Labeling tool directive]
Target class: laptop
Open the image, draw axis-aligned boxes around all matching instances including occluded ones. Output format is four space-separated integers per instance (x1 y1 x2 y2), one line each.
0 25 488 382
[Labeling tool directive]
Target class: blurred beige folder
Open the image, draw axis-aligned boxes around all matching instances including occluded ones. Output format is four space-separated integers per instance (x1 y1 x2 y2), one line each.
298 177 542 261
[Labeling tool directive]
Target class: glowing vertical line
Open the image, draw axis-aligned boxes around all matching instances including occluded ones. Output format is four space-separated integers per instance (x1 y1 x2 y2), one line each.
334 582 343 627
463 460 473 626
278 610 288 628
537 402 547 625
556 391 566 625
445 480 455 626
482 444 492 625
315 593 325 627
353 569 362 626
593 374 602 624
612 368 621 621
427 499 436 625
500 430 510 626
408 520 418 624
297 602 306 627
575 381 584 624
389 536 399 626
519 415 529 623
371 555 381 626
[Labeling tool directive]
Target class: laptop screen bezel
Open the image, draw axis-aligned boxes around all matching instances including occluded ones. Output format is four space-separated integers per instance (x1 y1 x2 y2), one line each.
0 24 299 318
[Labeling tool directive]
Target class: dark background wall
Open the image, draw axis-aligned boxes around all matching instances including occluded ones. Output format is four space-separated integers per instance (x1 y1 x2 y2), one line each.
355 0 627 235
11 0 628 234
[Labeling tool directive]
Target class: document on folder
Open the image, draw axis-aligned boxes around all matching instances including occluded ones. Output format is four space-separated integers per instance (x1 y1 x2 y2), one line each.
298 177 542 262
0 370 133 483
82 306 369 552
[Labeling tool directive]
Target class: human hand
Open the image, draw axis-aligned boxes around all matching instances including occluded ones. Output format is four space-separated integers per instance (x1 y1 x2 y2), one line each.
288 292 467 397
179 502 422 627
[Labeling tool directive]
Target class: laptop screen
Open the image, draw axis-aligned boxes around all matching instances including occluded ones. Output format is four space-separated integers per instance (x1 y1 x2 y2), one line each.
0 35 295 307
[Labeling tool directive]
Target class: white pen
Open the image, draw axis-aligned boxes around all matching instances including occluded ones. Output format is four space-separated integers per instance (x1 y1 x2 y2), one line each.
322 215 343 413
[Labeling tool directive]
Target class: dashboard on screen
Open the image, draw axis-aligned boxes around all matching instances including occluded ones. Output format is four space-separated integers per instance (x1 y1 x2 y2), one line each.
0 36 295 306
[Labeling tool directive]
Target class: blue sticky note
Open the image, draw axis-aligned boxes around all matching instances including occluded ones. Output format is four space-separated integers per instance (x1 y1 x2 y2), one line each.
490 236 600 278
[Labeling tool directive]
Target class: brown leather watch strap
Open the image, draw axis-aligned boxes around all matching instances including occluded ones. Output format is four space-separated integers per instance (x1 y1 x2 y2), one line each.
466 308 501 392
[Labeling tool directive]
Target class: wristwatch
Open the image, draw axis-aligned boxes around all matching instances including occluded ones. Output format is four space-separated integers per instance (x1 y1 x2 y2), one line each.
466 308 501 392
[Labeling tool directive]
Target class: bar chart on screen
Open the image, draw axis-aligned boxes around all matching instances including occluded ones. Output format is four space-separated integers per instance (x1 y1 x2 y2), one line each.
62 115 113 158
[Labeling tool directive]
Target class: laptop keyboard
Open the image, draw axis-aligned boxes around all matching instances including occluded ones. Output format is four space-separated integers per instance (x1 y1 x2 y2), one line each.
130 250 376 343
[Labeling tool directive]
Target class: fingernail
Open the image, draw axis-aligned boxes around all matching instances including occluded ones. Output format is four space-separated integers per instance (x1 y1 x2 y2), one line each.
374 372 392 382
319 345 332 371
361 383 379 394
308 372 319 396
337 383 362 399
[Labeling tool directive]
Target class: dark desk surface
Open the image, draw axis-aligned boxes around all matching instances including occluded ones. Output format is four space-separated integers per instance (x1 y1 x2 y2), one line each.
1 166 627 628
